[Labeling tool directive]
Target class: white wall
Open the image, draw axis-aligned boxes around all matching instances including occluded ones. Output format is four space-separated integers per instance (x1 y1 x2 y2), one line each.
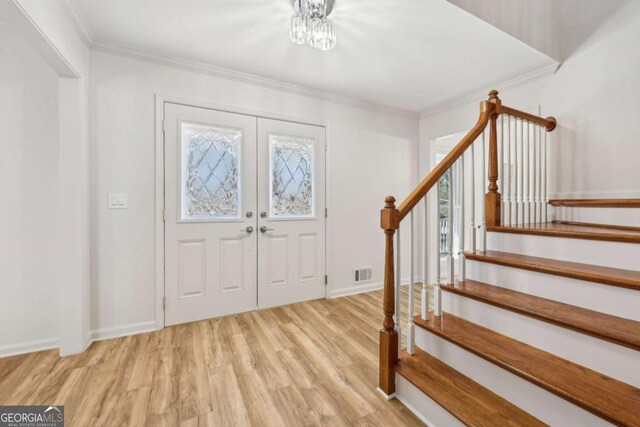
420 0 640 200
0 0 91 357
0 32 60 355
89 51 418 335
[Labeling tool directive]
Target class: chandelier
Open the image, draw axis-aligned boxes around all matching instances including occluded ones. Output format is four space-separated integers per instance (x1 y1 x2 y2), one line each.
289 0 336 51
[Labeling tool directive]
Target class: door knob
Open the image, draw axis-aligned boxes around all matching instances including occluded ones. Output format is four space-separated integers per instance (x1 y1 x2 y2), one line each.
260 226 275 233
242 226 254 233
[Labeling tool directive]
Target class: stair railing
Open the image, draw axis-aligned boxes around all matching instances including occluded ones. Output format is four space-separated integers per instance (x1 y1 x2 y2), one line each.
378 90 557 398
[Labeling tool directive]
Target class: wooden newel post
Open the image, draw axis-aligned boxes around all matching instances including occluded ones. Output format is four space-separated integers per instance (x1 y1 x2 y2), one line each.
486 90 502 227
379 195 399 396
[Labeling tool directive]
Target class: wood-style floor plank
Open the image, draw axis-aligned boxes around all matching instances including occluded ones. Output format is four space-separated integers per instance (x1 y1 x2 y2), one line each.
0 291 424 427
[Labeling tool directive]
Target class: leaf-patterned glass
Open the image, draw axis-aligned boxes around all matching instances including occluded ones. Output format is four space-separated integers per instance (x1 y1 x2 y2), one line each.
269 134 315 218
181 122 242 221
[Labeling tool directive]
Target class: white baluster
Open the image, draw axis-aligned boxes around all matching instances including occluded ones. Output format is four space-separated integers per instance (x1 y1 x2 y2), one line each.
529 122 536 224
503 115 510 226
517 118 523 225
457 157 466 280
395 226 401 355
544 130 549 223
499 114 504 224
536 124 542 224
447 168 454 285
480 130 487 251
421 196 429 320
469 137 476 253
533 125 542 224
530 122 537 223
407 211 415 354
522 122 531 224
510 115 516 225
434 181 442 316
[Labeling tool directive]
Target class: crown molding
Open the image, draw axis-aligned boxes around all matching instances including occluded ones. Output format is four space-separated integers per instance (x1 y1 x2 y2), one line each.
58 0 417 116
419 62 559 119
55 0 95 47
91 41 419 119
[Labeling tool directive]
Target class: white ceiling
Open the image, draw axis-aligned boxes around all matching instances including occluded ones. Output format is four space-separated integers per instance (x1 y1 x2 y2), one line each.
70 0 557 113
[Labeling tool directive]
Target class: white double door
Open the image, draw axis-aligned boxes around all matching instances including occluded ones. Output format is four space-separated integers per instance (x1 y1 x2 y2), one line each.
164 103 326 326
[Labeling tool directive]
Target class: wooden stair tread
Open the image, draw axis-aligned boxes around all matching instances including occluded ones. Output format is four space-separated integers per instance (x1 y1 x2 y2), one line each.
441 279 640 350
396 347 546 427
464 250 640 291
549 198 640 208
553 220 640 233
414 313 640 427
487 222 640 244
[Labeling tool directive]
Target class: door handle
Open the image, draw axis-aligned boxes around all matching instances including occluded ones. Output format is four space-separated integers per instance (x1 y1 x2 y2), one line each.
242 226 254 233
259 226 275 233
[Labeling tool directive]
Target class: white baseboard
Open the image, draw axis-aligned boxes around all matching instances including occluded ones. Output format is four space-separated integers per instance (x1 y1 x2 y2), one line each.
328 276 424 299
90 321 157 342
0 338 59 358
329 281 384 298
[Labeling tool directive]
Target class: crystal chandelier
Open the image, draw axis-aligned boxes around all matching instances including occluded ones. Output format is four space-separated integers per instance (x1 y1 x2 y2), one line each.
289 0 336 51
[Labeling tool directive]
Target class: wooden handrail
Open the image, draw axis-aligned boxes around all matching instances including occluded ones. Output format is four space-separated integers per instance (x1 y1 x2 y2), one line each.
500 105 556 131
397 101 494 220
378 90 558 397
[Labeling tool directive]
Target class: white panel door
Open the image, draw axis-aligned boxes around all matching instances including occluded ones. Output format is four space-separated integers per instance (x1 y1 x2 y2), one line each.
164 103 257 326
257 118 326 309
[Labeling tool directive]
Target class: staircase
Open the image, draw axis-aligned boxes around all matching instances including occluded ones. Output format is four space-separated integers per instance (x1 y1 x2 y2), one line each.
377 91 640 426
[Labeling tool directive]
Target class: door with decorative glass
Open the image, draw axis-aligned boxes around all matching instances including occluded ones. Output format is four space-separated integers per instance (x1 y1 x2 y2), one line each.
164 105 326 326
257 118 326 309
164 104 258 326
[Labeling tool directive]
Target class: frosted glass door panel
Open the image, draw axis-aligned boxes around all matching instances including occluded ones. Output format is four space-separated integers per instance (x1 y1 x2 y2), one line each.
258 118 326 309
165 104 257 327
269 134 315 219
181 122 242 221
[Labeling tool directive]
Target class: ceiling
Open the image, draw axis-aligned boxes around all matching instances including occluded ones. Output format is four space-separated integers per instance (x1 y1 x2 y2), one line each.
69 0 557 113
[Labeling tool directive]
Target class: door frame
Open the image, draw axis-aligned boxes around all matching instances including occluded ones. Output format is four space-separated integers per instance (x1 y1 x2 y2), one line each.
154 94 333 330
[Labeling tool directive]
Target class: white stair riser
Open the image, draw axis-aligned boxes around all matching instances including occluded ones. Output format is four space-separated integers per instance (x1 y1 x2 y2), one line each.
396 376 465 427
415 331 615 427
443 292 640 387
487 232 640 270
466 260 640 321
554 206 640 228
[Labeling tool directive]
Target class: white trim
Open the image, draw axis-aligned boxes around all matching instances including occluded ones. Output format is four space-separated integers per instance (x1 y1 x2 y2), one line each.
95 41 418 119
329 281 384 298
55 0 95 47
58 0 555 118
395 395 442 427
328 278 421 299
376 388 396 401
0 338 59 358
156 94 333 329
7 0 80 78
90 321 157 342
419 63 558 119
154 95 165 330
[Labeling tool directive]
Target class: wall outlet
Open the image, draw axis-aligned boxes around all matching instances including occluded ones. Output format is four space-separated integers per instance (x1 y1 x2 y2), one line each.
108 193 128 209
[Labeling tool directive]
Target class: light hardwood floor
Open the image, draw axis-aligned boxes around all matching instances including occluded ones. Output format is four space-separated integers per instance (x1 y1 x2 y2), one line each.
0 290 425 426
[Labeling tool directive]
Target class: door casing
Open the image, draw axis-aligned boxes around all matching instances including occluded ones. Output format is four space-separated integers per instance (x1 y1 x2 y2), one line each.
154 94 333 330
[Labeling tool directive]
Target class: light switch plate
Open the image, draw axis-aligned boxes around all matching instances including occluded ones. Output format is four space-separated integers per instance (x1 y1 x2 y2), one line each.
108 193 128 209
